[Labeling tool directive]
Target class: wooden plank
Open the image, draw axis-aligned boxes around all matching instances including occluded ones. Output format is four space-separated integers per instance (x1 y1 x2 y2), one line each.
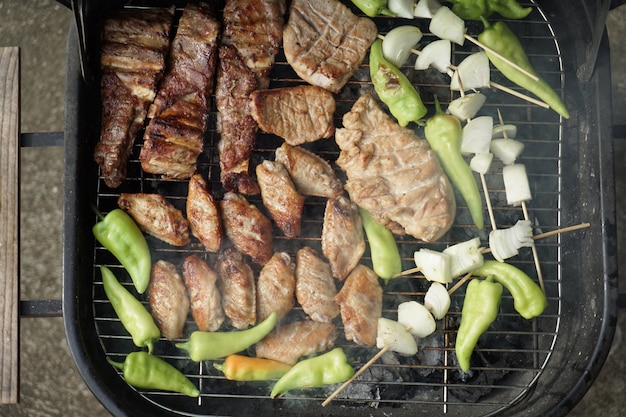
0 47 20 404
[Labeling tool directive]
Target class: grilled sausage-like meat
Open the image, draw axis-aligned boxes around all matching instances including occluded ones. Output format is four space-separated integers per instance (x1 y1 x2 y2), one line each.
140 3 220 180
274 143 343 199
249 86 336 146
149 260 190 340
256 252 296 323
283 0 377 93
334 264 383 347
256 160 304 239
95 7 174 188
295 247 340 323
186 173 223 252
336 94 456 242
182 255 224 332
220 192 273 265
117 193 190 246
321 196 365 281
255 320 338 365
215 248 257 329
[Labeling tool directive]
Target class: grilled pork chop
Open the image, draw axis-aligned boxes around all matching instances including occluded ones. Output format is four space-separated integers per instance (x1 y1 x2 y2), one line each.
256 252 296 323
335 94 456 242
249 85 336 145
182 255 224 332
149 260 190 340
215 248 257 329
283 0 377 93
95 7 174 188
140 3 220 180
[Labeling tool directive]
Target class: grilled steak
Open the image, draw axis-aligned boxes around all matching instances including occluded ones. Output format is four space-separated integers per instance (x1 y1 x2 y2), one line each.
274 143 344 198
95 7 174 188
117 193 190 246
149 260 190 340
249 85 336 146
256 252 296 323
283 0 377 93
336 94 456 242
334 264 382 347
295 246 340 323
186 173 223 252
140 3 220 180
182 255 224 332
215 248 257 329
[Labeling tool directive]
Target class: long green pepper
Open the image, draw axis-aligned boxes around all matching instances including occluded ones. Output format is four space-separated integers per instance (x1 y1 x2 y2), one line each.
101 265 160 354
451 0 531 20
478 19 570 119
108 351 200 397
93 208 152 294
455 278 503 372
369 39 428 127
358 207 402 281
424 100 484 230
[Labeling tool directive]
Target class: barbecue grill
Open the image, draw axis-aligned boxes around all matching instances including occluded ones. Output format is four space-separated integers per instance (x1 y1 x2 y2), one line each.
54 0 619 416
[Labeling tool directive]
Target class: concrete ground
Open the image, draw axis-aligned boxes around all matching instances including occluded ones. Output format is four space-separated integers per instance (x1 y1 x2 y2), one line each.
0 0 624 416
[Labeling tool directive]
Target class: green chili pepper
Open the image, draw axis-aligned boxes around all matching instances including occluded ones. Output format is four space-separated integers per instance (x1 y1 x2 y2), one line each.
270 348 355 398
451 0 531 21
478 19 570 119
369 39 428 127
214 355 292 381
108 351 200 397
473 260 546 319
358 207 402 281
455 277 503 372
93 208 152 294
424 100 484 230
101 265 160 354
350 0 395 17
176 312 277 361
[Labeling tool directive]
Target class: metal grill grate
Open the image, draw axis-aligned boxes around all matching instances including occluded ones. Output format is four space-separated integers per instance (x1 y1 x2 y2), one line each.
89 1 567 415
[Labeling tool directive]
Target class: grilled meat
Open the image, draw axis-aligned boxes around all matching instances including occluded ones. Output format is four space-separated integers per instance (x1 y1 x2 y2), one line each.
221 0 286 89
140 3 220 180
256 160 304 239
321 196 365 281
149 260 190 340
215 248 257 329
334 264 383 347
117 193 190 246
186 173 223 252
274 143 344 198
335 94 456 242
249 86 336 146
220 192 274 265
95 7 175 188
295 246 340 323
255 320 338 365
182 255 224 332
256 252 296 323
215 45 260 195
283 0 377 93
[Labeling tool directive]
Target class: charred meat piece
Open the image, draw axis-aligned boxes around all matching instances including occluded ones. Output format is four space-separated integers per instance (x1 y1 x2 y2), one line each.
215 248 256 329
149 260 190 340
295 246 340 323
274 143 343 198
140 3 220 180
334 264 383 347
283 0 377 93
256 160 304 239
249 86 336 146
321 196 365 281
117 193 190 246
336 94 456 242
215 45 260 195
221 0 286 89
182 255 224 332
256 252 296 323
95 7 174 188
255 320 338 365
220 192 274 265
186 173 223 252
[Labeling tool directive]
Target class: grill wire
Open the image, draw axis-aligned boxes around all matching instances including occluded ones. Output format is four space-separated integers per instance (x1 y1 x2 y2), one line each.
90 1 565 415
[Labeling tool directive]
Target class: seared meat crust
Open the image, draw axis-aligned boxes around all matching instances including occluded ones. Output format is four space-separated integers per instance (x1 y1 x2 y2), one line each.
215 248 257 329
186 173 223 252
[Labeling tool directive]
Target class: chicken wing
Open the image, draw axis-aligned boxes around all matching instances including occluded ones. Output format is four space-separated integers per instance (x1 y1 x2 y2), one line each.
215 248 256 329
149 260 190 340
186 173 223 252
295 246 340 323
256 252 296 323
182 255 224 332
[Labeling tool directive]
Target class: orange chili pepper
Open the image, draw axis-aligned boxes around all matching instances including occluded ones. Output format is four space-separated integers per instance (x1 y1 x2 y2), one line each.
214 355 292 381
